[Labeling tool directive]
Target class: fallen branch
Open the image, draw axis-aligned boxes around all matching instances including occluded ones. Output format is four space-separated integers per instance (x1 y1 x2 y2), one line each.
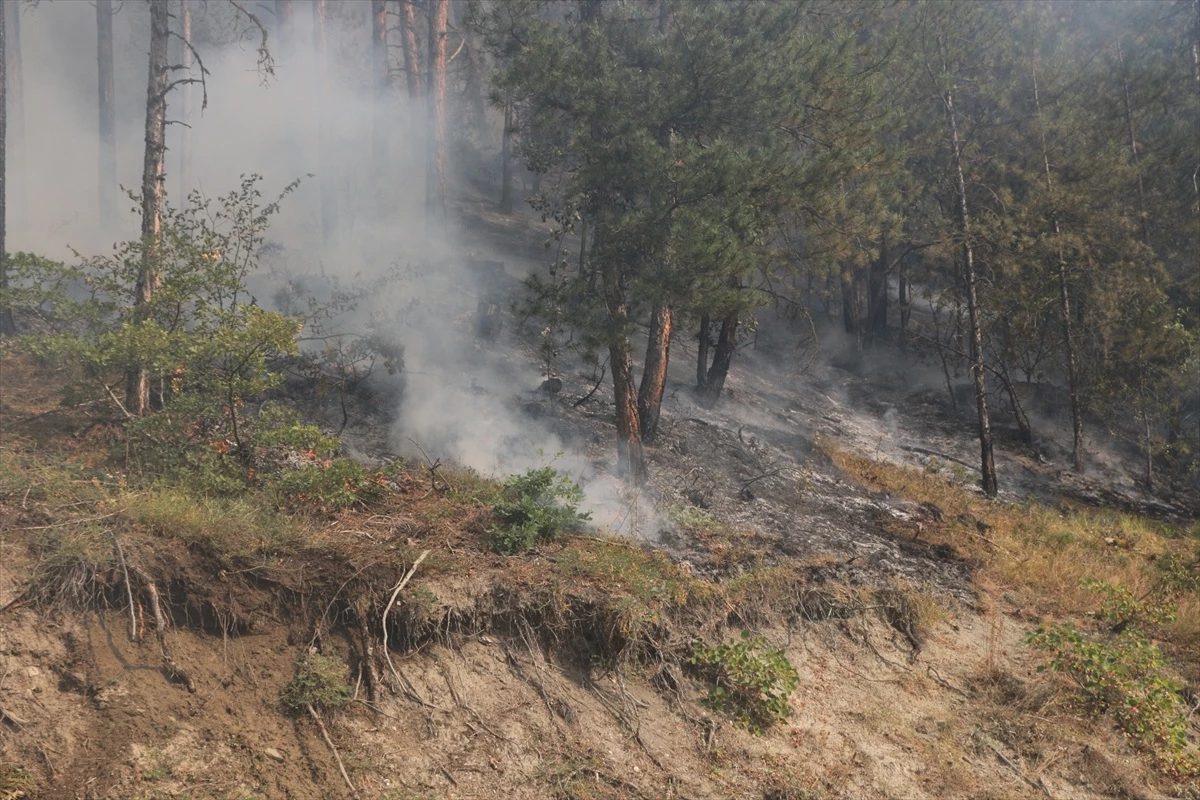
308 704 358 798
899 445 979 474
129 564 196 693
380 551 438 709
573 358 609 408
111 534 137 642
406 438 452 494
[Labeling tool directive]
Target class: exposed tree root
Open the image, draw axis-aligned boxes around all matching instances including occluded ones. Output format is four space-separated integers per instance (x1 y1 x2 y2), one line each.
308 703 359 798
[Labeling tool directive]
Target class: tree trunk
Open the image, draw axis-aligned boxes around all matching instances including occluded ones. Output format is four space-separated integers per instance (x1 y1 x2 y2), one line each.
601 257 646 483
699 313 738 409
898 270 910 350
179 0 193 201
312 0 338 247
97 0 117 226
274 0 300 177
425 0 448 230
456 0 490 149
867 235 888 344
1032 50 1084 469
696 315 711 388
1116 37 1149 246
399 0 421 100
500 98 513 213
944 82 997 497
637 303 672 442
0 0 11 337
5 0 21 229
371 0 388 167
840 267 862 346
126 0 170 415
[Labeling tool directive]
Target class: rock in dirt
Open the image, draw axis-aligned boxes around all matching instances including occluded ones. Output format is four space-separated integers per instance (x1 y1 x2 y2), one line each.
263 747 286 762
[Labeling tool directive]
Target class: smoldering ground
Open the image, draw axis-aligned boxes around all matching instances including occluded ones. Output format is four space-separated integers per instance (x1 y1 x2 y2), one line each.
11 0 648 532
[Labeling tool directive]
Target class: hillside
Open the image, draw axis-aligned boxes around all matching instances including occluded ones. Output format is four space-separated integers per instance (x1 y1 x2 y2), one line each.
1 201 1198 799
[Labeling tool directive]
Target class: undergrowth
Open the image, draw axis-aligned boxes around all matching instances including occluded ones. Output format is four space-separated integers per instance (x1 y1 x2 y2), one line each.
487 466 591 555
281 653 352 714
689 631 801 734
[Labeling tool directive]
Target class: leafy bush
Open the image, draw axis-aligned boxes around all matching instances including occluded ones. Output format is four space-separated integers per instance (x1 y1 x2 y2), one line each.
269 457 399 512
688 631 800 734
486 466 591 555
1028 579 1198 775
280 653 352 714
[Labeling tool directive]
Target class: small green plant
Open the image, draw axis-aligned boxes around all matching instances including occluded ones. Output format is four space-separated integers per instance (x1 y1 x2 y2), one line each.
689 631 800 734
666 505 721 531
280 652 352 714
0 763 35 794
1028 578 1198 775
486 466 591 555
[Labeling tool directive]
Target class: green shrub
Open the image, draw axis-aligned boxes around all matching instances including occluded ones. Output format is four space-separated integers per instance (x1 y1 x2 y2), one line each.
1028 579 1198 775
486 466 591 555
280 653 352 714
688 631 800 734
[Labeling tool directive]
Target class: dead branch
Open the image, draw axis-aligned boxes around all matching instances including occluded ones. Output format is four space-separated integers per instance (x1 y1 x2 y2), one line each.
111 534 137 641
380 551 439 709
129 565 196 692
307 704 359 798
899 444 979 474
573 357 609 407
406 438 452 493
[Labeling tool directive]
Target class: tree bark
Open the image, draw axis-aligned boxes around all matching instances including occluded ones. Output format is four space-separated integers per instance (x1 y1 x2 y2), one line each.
696 315 711 388
1032 50 1084 469
0 0 11 337
126 0 170 414
699 313 739 409
5 0 21 229
500 98 513 213
943 82 997 497
426 0 448 230
312 0 338 247
600 244 645 483
371 0 388 166
637 303 672 442
399 0 422 100
97 0 116 226
867 235 888 343
179 0 193 201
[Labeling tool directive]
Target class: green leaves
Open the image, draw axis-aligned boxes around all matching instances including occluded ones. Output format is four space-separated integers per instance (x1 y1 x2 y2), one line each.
486 466 592 555
689 631 800 734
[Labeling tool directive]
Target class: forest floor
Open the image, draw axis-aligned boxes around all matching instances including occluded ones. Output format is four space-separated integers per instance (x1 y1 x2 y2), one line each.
0 192 1198 800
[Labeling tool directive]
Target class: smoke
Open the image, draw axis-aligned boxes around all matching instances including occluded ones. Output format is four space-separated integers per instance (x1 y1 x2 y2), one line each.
10 1 650 532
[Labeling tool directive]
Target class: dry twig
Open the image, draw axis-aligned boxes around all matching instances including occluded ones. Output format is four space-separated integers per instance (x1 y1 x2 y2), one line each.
308 704 358 797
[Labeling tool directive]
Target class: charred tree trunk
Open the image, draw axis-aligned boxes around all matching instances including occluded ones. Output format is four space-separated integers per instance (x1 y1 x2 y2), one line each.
399 0 422 100
840 267 862 347
944 82 997 497
313 0 338 247
699 313 739 409
97 0 117 226
601 252 645 484
126 0 170 414
500 98 514 213
637 303 672 443
371 0 388 167
0 0 11 337
179 0 193 201
867 236 888 344
1032 52 1084 469
425 0 448 230
696 315 711 389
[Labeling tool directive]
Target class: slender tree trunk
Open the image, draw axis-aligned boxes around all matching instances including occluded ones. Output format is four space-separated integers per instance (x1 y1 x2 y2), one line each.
898 269 910 350
867 235 888 344
841 267 862 347
500 98 513 213
1116 37 1149 246
371 0 388 167
0 0 11 337
699 313 739 409
312 0 338 247
179 0 193 201
97 0 116 226
456 0 490 148
601 251 645 483
399 0 422 100
637 303 672 442
697 315 711 388
126 0 170 414
425 0 448 230
5 0 20 229
1032 51 1084 469
944 82 997 497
